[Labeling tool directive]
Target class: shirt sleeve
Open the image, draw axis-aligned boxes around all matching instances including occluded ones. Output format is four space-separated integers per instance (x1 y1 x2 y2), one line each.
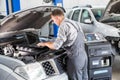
53 25 67 50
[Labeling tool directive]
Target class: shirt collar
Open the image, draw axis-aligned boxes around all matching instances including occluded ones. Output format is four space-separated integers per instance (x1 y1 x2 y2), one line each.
60 18 68 27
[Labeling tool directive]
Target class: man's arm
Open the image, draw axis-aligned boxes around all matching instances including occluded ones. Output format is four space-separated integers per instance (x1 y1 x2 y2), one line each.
37 24 67 50
37 42 55 50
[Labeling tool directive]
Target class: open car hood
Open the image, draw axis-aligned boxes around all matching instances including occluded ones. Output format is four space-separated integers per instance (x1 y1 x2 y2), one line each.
0 6 65 33
101 0 120 20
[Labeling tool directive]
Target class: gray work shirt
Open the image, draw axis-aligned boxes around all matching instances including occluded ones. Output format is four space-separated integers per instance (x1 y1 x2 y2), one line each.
53 18 84 50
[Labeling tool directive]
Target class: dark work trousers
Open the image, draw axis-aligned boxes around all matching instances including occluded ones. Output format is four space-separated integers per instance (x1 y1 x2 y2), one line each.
65 31 88 80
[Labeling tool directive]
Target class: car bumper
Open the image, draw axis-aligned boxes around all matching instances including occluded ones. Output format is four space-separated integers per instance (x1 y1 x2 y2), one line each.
42 73 68 80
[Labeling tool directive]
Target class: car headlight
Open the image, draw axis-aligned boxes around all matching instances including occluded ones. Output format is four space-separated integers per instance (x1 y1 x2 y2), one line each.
14 62 46 80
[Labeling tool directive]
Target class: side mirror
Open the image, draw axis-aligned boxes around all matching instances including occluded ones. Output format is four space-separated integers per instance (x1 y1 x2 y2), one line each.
84 19 93 24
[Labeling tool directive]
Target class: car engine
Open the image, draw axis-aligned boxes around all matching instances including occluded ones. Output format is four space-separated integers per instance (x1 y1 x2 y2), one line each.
0 29 68 80
0 30 65 61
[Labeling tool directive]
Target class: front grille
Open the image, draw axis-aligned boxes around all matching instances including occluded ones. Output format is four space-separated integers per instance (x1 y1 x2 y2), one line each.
42 61 55 76
56 55 66 70
41 52 67 76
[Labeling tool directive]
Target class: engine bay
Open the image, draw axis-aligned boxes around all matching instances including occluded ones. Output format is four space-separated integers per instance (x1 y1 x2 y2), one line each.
0 29 66 64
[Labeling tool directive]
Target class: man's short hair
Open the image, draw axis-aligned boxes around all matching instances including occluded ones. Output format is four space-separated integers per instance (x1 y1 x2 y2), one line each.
51 9 64 16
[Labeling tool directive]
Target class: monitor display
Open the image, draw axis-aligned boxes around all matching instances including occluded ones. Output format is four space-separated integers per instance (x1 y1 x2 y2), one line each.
85 33 106 42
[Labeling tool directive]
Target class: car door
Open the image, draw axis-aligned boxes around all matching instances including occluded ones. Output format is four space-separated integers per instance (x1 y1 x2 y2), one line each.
79 9 95 33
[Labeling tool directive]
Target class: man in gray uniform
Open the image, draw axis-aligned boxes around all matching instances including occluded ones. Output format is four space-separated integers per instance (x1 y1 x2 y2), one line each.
37 9 88 80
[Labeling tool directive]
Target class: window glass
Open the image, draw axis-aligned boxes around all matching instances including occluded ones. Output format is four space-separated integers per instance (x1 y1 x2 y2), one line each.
92 8 104 21
72 9 80 21
81 10 91 23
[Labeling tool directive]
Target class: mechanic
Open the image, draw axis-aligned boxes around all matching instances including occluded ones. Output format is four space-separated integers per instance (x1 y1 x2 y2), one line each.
37 9 88 80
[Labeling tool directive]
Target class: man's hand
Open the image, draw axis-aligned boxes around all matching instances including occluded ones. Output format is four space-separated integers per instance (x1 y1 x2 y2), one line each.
37 42 46 47
37 42 55 50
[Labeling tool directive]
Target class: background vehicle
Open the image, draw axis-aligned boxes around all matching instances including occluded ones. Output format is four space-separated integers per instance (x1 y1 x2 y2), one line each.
67 1 120 54
0 6 68 80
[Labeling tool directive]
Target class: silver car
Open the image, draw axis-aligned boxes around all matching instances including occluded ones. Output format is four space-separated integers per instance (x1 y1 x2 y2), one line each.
0 6 68 80
67 0 120 54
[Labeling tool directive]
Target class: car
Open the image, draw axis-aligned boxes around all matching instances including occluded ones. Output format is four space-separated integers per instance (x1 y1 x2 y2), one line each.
0 6 68 80
66 0 120 54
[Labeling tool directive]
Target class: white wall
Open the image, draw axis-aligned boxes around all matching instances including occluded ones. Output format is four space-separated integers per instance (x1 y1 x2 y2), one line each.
0 0 7 15
0 0 110 15
0 0 53 15
20 0 110 12
63 0 110 11
20 0 53 10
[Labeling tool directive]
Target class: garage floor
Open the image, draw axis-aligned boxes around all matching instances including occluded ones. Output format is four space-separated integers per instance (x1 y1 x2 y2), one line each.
112 55 120 80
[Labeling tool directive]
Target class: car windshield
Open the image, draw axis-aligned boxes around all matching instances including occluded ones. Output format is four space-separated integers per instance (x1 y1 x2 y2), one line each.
91 8 105 21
